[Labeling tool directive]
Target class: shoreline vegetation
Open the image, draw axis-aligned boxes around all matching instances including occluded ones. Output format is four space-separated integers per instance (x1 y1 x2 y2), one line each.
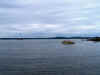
0 37 100 42
0 37 100 40
87 37 100 42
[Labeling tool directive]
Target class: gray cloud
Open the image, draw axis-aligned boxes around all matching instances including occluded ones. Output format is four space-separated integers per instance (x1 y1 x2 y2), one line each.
0 0 100 37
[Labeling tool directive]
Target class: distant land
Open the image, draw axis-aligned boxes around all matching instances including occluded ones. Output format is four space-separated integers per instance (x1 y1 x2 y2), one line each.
0 37 99 40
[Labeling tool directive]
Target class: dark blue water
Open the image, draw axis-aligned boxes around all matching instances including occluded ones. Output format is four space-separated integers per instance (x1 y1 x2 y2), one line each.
0 39 100 75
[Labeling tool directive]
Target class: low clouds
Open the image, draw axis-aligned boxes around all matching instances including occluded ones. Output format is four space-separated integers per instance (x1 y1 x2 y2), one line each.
0 0 100 37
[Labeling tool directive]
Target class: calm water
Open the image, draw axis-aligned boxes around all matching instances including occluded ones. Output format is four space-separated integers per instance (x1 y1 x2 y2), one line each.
0 39 100 75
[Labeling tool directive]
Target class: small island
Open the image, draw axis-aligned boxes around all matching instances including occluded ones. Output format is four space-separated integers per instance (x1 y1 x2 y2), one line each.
62 40 75 45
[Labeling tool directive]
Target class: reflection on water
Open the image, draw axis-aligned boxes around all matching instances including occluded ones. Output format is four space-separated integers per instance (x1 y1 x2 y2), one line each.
0 39 100 75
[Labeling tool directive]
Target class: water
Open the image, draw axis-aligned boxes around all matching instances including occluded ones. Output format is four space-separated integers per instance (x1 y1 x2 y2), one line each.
0 39 100 75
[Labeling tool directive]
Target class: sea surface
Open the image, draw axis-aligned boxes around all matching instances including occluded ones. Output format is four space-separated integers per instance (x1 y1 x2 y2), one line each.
0 39 100 75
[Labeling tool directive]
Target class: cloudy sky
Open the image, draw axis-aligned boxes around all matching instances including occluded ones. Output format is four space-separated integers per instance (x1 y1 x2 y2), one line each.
0 0 100 37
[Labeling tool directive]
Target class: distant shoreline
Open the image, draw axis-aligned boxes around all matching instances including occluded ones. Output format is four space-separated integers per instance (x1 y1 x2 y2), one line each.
0 37 99 40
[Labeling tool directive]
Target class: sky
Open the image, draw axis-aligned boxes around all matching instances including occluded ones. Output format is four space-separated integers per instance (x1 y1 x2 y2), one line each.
0 0 100 37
